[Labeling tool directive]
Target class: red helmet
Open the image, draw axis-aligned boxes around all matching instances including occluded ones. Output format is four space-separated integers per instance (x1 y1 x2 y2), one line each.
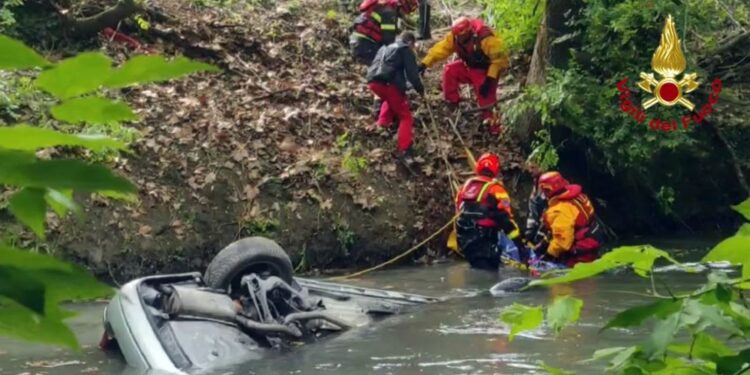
538 171 569 197
451 17 473 37
399 0 419 14
475 152 501 177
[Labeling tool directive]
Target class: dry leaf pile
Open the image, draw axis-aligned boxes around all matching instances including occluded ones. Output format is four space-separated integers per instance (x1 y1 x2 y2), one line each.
55 0 529 280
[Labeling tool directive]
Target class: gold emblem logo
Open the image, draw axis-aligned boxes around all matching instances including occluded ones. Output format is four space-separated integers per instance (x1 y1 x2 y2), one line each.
637 15 700 110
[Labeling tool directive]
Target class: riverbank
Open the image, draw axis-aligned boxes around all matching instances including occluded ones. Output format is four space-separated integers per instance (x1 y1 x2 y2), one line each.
3 0 527 282
3 0 745 283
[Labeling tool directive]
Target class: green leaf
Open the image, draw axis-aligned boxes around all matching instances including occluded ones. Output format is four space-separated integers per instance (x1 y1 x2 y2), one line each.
643 312 681 359
104 55 219 88
704 224 750 263
530 246 677 287
32 267 113 306
651 356 715 375
731 198 750 221
0 245 113 349
0 244 76 271
45 189 80 218
724 301 750 332
0 35 49 70
715 348 750 375
0 150 136 193
582 346 633 364
0 297 78 349
546 295 583 334
607 346 641 372
668 332 736 362
0 246 114 302
682 299 742 336
500 303 544 342
8 187 47 238
0 245 113 348
0 265 45 314
643 299 741 360
602 299 683 331
51 96 138 125
0 125 126 151
34 52 112 99
539 361 575 375
703 224 750 289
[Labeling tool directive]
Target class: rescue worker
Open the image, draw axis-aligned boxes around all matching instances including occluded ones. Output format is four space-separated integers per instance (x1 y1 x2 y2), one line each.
350 0 420 65
454 152 523 270
535 172 605 267
419 16 509 134
366 31 424 157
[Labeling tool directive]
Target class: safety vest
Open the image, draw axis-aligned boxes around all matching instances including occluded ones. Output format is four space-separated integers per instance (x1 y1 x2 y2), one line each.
351 6 397 44
544 185 602 253
455 20 494 69
456 177 511 227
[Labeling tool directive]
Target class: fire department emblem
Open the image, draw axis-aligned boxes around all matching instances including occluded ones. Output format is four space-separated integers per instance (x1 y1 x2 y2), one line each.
637 15 700 110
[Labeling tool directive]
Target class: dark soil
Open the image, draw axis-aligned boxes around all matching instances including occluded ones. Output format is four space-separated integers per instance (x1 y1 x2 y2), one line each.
33 0 531 282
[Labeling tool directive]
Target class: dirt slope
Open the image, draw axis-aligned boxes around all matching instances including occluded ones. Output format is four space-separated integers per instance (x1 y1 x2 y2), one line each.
48 0 529 282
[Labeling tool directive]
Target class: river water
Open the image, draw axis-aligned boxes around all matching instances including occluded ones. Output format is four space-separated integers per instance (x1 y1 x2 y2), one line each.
0 237 728 375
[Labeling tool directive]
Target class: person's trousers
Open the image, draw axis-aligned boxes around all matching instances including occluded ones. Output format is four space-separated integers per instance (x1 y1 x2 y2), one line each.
442 61 498 127
367 81 413 152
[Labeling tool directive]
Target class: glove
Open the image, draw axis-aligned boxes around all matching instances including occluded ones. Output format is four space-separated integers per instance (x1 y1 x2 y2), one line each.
479 77 495 97
418 63 427 75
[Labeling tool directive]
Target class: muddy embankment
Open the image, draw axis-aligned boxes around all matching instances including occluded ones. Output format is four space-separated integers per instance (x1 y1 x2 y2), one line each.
7 0 744 283
10 0 529 283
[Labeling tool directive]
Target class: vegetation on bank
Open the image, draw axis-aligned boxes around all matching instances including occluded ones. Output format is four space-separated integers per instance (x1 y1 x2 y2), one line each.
499 0 749 229
0 35 216 348
502 198 750 374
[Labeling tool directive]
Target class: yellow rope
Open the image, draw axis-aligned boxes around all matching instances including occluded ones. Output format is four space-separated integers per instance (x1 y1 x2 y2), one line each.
327 213 461 281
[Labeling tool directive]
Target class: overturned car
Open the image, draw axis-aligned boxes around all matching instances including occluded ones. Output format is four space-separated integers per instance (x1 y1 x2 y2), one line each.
101 237 439 373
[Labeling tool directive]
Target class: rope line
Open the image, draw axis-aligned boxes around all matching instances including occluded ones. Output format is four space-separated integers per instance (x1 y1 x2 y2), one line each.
326 213 461 280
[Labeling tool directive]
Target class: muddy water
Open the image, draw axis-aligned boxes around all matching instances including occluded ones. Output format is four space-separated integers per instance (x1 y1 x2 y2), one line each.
0 237 727 375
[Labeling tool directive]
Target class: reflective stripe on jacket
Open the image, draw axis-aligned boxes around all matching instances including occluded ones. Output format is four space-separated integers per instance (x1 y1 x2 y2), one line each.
351 5 398 45
455 176 520 239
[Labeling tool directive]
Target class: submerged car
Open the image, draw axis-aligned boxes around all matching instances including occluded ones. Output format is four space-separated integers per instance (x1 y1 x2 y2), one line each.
101 237 440 374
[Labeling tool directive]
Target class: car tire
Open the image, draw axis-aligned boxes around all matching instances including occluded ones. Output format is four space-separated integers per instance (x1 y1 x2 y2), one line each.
204 237 294 293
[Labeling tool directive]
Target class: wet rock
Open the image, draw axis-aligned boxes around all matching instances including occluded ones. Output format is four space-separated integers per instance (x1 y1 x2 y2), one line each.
489 277 533 296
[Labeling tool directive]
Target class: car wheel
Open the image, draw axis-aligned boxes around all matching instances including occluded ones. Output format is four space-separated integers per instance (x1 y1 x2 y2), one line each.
204 237 294 294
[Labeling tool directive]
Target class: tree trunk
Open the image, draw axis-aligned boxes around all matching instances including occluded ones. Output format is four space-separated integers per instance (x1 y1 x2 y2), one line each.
56 0 141 36
513 7 548 145
514 0 582 145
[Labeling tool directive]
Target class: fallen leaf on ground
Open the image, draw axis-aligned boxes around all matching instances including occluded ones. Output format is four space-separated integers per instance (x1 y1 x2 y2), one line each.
138 225 153 237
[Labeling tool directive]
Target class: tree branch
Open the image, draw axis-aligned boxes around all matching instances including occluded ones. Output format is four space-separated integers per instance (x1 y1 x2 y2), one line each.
706 121 750 197
54 0 142 36
699 31 750 67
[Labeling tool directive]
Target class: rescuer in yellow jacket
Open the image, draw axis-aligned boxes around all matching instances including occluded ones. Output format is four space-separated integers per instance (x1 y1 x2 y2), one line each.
419 17 509 134
536 172 606 267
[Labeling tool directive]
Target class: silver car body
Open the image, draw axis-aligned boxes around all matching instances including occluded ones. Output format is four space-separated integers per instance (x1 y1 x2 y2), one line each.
104 272 438 374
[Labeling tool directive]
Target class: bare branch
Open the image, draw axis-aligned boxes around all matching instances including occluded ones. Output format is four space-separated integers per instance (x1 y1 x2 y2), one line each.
53 0 142 36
